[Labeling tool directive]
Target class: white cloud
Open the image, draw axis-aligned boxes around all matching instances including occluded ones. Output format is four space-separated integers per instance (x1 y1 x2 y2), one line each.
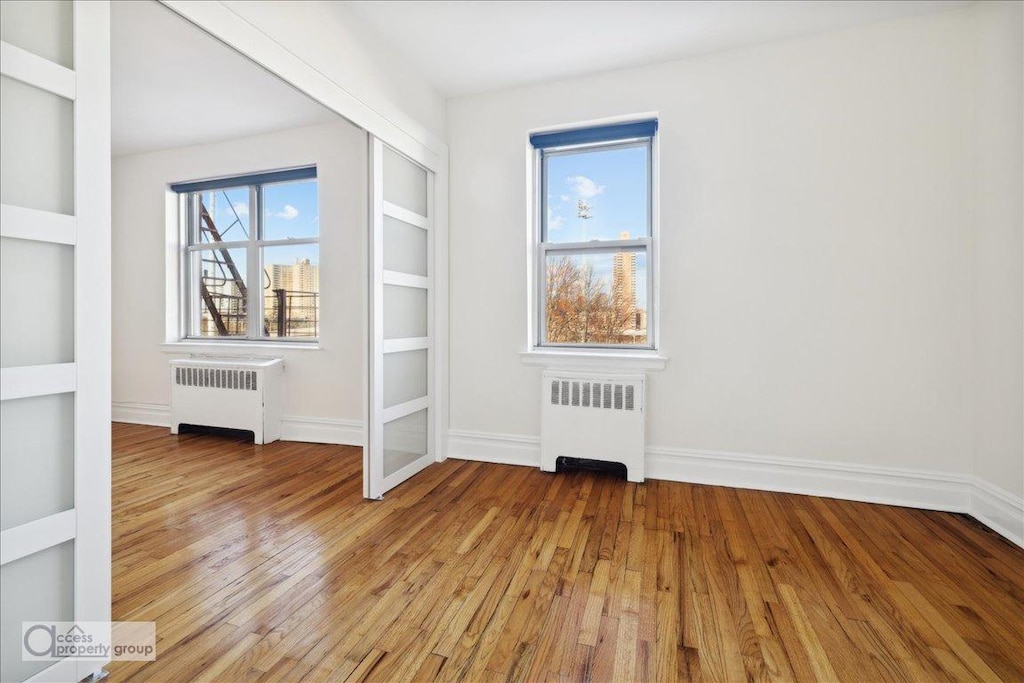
560 195 571 203
566 175 604 199
273 204 299 220
547 207 565 231
231 202 249 216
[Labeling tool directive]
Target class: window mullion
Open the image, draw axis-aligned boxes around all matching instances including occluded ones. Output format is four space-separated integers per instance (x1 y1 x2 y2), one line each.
185 193 197 337
542 238 649 254
248 184 261 339
538 242 549 346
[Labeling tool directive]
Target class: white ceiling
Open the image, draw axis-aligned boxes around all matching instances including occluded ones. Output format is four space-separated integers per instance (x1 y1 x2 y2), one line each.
111 0 971 155
345 0 971 97
111 1 337 157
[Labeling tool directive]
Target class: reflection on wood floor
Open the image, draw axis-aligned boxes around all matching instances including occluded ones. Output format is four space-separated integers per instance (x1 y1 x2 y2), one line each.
108 423 1024 682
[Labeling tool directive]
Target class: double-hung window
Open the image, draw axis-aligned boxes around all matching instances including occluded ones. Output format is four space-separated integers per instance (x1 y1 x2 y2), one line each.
532 119 657 349
173 167 320 342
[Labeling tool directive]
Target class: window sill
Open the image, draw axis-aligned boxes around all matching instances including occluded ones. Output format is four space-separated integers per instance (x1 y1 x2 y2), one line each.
160 340 321 353
519 349 667 371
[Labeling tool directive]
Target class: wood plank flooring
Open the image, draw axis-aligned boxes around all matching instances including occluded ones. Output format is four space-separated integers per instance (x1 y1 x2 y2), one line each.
107 423 1024 682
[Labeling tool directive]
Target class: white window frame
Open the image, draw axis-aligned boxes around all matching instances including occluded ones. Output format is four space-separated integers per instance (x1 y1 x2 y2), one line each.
176 169 319 343
529 120 660 357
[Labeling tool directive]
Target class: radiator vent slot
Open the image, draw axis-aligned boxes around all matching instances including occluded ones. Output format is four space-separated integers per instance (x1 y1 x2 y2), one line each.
549 379 636 411
175 366 257 391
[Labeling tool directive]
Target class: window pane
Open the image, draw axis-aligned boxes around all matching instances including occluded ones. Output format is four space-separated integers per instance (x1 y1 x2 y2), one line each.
545 250 648 346
262 179 318 241
1 392 74 531
1 75 74 215
384 147 428 217
543 143 648 243
383 285 427 340
384 215 427 277
383 408 428 478
0 540 74 683
195 187 250 243
0 237 74 368
262 244 319 339
383 349 427 409
194 247 248 337
0 0 74 68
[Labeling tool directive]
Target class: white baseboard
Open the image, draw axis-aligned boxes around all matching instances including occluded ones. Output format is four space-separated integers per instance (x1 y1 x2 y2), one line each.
447 430 541 467
645 445 972 513
279 415 363 446
446 430 1023 548
112 401 363 446
111 401 168 427
970 478 1024 548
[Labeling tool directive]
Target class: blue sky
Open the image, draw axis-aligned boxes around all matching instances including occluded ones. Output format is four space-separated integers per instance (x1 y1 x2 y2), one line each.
545 145 649 308
545 144 648 243
263 179 319 244
205 180 320 283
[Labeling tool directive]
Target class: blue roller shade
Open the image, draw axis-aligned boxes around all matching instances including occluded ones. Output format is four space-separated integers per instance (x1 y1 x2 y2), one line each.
530 119 657 149
170 166 317 194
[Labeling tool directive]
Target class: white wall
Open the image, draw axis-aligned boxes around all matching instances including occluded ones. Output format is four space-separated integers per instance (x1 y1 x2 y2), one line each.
970 1 1023 498
112 120 366 442
219 0 446 144
447 9 983 476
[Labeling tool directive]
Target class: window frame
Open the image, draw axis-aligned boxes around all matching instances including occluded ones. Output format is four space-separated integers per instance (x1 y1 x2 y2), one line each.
176 168 319 343
533 131 658 351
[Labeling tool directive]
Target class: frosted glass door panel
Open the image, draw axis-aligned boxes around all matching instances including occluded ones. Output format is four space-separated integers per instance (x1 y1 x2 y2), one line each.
383 215 427 277
0 541 74 683
368 139 435 499
383 349 427 409
0 76 74 215
0 237 74 368
0 1 74 68
383 285 427 340
0 393 74 531
383 147 427 216
383 409 428 478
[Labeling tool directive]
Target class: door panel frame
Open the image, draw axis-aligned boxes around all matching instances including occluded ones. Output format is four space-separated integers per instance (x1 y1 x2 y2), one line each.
0 2 111 682
366 138 436 499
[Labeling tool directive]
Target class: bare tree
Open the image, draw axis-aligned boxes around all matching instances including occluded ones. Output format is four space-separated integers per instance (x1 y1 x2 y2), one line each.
546 256 624 344
546 256 578 343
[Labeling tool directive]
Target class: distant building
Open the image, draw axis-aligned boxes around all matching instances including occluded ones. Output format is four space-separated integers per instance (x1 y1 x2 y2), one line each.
613 230 637 330
264 257 319 337
612 231 647 342
265 257 319 297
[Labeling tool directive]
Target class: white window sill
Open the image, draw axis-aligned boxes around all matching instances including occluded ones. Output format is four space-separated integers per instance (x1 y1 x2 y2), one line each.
160 340 321 354
519 349 667 371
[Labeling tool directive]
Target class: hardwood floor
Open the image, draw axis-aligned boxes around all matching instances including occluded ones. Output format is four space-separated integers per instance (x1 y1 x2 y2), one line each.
107 423 1024 682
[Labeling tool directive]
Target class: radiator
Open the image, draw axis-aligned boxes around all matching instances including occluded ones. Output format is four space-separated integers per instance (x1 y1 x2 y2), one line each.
540 371 645 482
169 357 284 444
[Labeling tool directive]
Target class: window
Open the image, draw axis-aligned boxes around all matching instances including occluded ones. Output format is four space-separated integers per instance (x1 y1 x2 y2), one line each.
173 167 320 342
533 120 657 349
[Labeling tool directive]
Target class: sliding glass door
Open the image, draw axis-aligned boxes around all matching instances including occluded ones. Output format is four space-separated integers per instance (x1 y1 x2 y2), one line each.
0 2 111 681
365 138 435 499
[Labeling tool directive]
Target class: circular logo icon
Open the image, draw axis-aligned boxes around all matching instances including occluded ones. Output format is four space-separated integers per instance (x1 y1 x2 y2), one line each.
24 624 56 658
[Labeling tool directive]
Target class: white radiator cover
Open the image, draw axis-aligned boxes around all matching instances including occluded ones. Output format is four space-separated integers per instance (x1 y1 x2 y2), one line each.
540 371 646 482
169 357 284 444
